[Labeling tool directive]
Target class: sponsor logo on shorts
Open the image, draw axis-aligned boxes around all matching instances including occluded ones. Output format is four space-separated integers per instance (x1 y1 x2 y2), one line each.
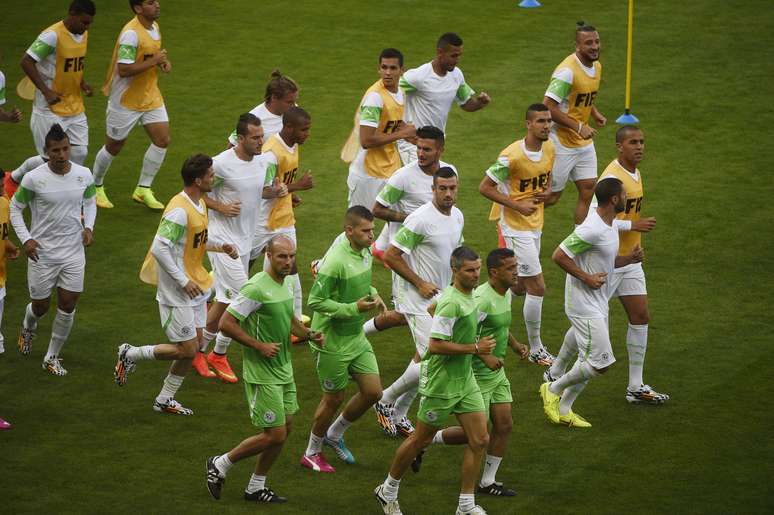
601 352 610 361
225 289 232 300
263 410 277 424
323 378 335 391
180 325 192 337
519 263 530 274
425 410 438 422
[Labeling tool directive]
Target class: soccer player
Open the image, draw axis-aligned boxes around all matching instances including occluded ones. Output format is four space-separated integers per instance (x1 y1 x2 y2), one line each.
479 103 555 366
206 235 323 504
540 178 641 427
300 206 386 473
226 70 298 147
114 154 238 414
374 167 464 438
92 0 171 209
193 113 267 382
13 0 95 182
375 246 494 515
10 124 97 376
543 22 606 225
398 32 490 164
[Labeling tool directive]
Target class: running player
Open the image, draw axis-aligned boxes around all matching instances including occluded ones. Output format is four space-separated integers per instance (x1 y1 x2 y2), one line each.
398 32 490 164
375 167 464 438
479 103 555 366
300 206 386 473
92 0 171 209
226 70 298 147
206 235 323 504
10 124 97 376
193 113 267 382
540 178 641 427
375 246 494 515
543 22 606 225
114 154 238 414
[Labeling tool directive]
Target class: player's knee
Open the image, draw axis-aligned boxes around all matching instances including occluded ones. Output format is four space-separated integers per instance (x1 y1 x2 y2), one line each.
493 416 513 437
629 310 650 325
105 139 125 155
596 363 612 374
153 133 171 148
32 299 50 317
527 282 545 297
469 432 490 452
178 341 198 360
266 426 288 445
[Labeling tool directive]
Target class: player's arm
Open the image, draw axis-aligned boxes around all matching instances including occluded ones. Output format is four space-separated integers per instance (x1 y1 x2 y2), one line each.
383 242 439 299
151 208 199 294
360 123 416 148
615 245 643 268
372 183 406 222
552 231 606 289
82 181 97 246
290 316 324 346
220 305 279 358
9 183 36 261
307 269 378 318
117 50 168 77
372 202 406 223
0 78 22 124
478 161 539 216
287 170 314 192
203 233 238 259
428 310 495 355
203 194 240 217
21 32 60 105
590 105 606 127
507 331 529 359
460 91 491 112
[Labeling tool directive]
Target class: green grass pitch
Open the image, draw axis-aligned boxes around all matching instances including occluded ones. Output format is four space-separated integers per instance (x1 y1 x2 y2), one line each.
1 0 772 513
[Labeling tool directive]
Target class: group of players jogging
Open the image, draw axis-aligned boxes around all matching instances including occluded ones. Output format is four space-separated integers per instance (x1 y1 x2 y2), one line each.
0 1 670 514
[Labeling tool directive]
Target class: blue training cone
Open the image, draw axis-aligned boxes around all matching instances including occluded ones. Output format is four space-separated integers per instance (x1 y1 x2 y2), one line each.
518 0 541 7
616 111 640 124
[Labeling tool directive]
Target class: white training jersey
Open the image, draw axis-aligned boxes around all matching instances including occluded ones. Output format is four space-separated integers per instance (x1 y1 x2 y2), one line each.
10 162 96 263
399 62 474 132
375 160 457 242
26 28 85 115
391 201 464 315
227 102 283 146
108 24 161 110
558 209 619 318
0 71 6 105
349 89 405 177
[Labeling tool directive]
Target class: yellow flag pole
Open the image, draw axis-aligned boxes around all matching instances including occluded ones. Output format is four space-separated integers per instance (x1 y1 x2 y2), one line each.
616 0 639 124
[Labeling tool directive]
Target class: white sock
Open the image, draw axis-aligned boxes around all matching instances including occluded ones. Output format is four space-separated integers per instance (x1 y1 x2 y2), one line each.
549 328 578 378
0 297 5 353
92 145 115 187
480 454 502 487
458 493 475 512
523 294 544 353
213 332 231 354
363 317 379 335
325 414 352 441
245 473 266 493
125 345 155 361
213 453 233 476
382 474 401 501
305 433 323 456
393 386 418 420
44 308 75 361
549 359 599 395
626 323 648 389
200 329 217 352
432 430 445 444
69 145 88 165
381 360 420 404
559 380 589 415
11 155 45 183
156 373 184 402
291 273 302 318
137 143 166 187
23 303 40 331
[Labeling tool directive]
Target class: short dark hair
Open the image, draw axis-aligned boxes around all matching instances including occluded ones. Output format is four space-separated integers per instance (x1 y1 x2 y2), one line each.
345 205 374 226
264 69 299 104
236 112 261 137
576 21 597 37
437 32 463 49
379 48 404 67
283 106 311 128
181 154 213 186
616 124 642 143
45 124 69 148
595 177 623 205
416 125 445 147
129 0 144 11
451 246 479 269
526 102 549 120
70 0 96 15
486 248 515 271
433 166 457 185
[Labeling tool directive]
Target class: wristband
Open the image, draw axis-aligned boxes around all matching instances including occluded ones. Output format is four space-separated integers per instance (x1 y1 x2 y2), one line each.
474 343 479 354
578 121 583 133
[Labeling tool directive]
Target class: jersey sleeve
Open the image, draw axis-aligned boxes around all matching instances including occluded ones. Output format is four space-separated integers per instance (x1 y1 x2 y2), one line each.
227 286 263 322
155 207 187 246
359 91 384 128
399 67 421 93
391 215 424 255
559 226 597 258
454 70 475 105
13 174 36 208
545 67 573 103
117 30 139 64
0 71 6 106
375 173 405 207
485 156 511 185
26 30 57 62
263 152 279 184
430 299 458 340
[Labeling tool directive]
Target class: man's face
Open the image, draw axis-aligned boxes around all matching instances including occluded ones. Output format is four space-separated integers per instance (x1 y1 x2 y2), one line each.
46 138 71 167
455 258 481 290
197 166 215 193
379 57 403 89
437 44 463 72
69 13 94 34
292 120 311 145
239 124 264 156
617 129 644 166
347 217 375 249
614 189 627 213
272 90 298 115
491 256 518 289
135 0 161 20
526 111 552 141
432 176 458 210
268 239 296 278
416 137 441 168
576 30 600 62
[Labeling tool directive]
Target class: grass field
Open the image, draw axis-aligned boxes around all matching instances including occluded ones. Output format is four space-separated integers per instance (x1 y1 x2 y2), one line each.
1 1 773 513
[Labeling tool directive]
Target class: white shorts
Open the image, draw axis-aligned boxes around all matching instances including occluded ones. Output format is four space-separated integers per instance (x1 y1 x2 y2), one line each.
406 312 433 358
549 134 597 192
608 263 647 298
28 257 85 299
250 226 296 261
31 111 88 157
568 316 616 369
502 232 542 277
397 139 417 166
210 252 250 303
159 301 206 343
106 102 169 141
347 171 385 210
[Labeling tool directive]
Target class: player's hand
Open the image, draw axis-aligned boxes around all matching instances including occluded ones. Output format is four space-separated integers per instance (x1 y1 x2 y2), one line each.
291 193 302 207
80 82 93 97
82 228 93 247
257 342 280 358
373 294 387 313
270 177 288 198
222 243 239 259
154 49 169 66
510 199 538 216
476 335 496 355
592 111 607 128
23 239 39 262
632 217 656 232
578 124 597 139
159 60 172 73
356 295 380 313
44 88 62 106
396 122 416 139
307 330 324 347
416 280 440 299
6 243 20 260
533 188 552 203
3 107 23 123
479 353 503 371
583 272 607 289
222 200 241 217
511 340 529 359
183 280 204 299
629 245 644 264
477 92 491 106
295 171 314 191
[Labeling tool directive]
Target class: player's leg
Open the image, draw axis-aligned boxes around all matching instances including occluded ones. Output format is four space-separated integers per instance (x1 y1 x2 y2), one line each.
19 258 57 355
545 326 579 382
9 155 46 185
40 286 80 375
205 252 248 380
0 294 5 354
543 143 576 209
132 114 170 210
478 382 516 497
456 406 490 514
570 144 599 225
63 113 89 166
92 135 127 209
364 310 407 336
